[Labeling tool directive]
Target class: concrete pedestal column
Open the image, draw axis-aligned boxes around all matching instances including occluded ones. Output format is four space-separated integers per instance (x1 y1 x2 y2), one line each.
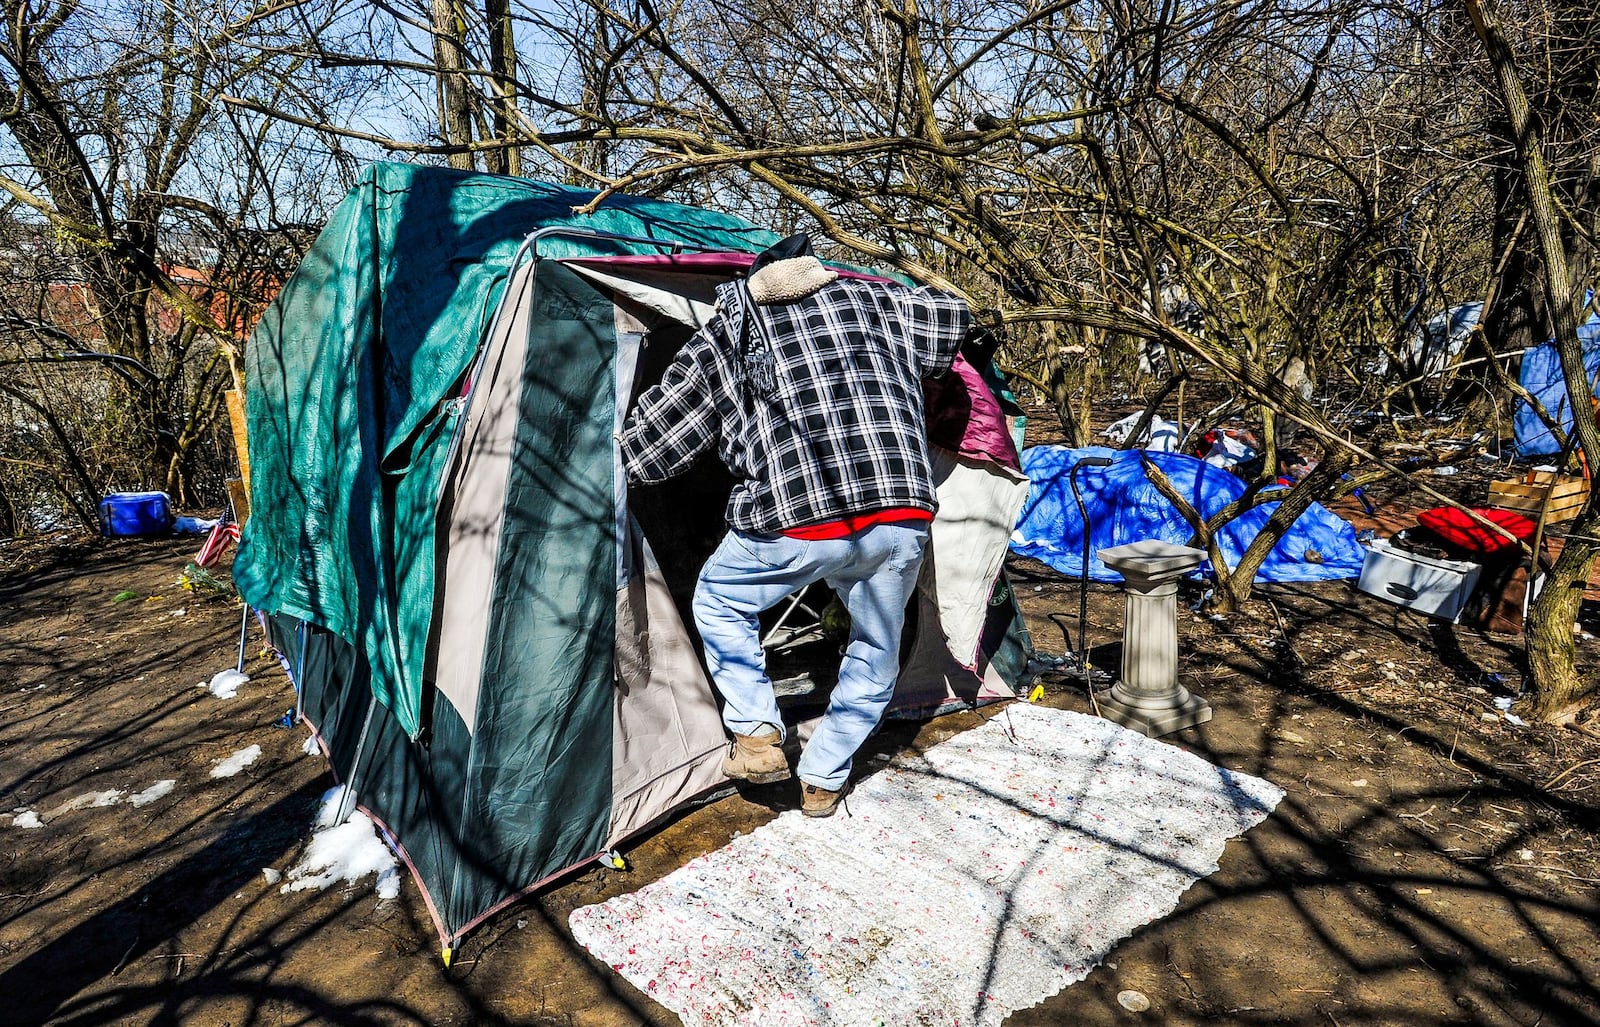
1094 541 1213 737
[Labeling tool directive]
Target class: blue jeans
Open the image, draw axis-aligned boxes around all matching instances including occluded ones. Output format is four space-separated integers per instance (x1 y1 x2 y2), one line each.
692 522 930 790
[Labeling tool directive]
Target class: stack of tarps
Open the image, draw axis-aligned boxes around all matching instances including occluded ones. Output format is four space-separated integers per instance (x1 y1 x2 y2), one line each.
1010 446 1365 582
1515 307 1600 457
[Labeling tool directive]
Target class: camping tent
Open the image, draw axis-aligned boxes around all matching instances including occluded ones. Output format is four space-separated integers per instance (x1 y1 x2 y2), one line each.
233 163 1030 953
1514 307 1600 457
1010 446 1365 582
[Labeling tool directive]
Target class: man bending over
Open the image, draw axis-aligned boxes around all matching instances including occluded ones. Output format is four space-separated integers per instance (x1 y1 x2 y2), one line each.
618 233 970 817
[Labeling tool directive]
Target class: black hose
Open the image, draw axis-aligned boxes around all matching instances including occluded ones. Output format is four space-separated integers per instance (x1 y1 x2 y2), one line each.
1069 456 1114 682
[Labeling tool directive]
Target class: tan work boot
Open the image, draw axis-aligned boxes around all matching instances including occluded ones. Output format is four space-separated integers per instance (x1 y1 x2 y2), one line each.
722 729 790 784
801 782 843 818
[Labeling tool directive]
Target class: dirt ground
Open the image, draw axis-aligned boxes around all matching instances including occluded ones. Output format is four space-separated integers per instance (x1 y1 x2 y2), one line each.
3 487 1600 1024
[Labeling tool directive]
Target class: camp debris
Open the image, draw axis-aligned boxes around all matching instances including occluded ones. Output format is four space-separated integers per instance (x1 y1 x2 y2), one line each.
1010 445 1366 583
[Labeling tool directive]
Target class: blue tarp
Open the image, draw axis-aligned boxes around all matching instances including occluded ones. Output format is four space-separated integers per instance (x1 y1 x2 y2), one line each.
1010 446 1366 582
1515 310 1600 457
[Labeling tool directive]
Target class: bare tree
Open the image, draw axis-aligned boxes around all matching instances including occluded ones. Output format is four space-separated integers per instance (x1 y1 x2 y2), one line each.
1462 0 1599 721
0 0 381 525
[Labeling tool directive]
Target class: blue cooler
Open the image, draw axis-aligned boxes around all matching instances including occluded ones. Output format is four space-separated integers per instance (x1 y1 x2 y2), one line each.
99 492 174 537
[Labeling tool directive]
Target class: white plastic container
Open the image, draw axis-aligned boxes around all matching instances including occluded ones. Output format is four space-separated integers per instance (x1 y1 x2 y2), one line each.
1356 539 1482 623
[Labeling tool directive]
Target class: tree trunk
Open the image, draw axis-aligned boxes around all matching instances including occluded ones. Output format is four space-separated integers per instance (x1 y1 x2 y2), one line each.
1465 0 1600 719
1525 504 1597 721
1219 449 1352 609
1041 324 1082 447
485 0 519 176
431 0 476 171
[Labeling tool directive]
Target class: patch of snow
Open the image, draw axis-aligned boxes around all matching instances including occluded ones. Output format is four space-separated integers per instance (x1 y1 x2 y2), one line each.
129 780 176 807
261 867 282 885
280 810 400 899
301 734 321 756
211 744 262 778
53 789 126 813
7 809 44 829
313 785 349 828
205 669 250 699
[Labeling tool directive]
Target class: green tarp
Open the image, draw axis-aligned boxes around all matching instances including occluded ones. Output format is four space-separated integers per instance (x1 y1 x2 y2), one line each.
235 162 774 736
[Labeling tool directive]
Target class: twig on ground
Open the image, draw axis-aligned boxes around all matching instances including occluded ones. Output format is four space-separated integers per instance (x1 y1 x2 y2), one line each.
1541 757 1600 791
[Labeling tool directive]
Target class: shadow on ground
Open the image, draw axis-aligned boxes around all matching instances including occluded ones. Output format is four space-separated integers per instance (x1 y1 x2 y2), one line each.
2 537 1597 1025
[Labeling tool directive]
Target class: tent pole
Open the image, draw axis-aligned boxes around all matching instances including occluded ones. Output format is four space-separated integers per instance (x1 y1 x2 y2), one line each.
236 602 250 674
336 692 379 825
294 619 307 725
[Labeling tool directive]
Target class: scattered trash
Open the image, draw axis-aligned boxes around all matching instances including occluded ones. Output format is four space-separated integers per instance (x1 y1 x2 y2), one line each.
111 590 140 603
275 708 297 729
1196 428 1257 469
1277 730 1308 745
1350 779 1369 788
1493 696 1514 711
1479 712 1500 723
302 735 321 756
1431 465 1459 476
1117 990 1151 1012
1519 849 1535 861
173 515 221 534
1101 413 1184 452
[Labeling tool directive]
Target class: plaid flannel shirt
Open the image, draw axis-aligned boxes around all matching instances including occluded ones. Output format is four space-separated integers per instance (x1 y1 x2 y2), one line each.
619 277 970 532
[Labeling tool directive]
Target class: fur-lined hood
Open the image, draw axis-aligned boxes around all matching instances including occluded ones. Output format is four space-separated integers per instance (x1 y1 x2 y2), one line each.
746 254 838 305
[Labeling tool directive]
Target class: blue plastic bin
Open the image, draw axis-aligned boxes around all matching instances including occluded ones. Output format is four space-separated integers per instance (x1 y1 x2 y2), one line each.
99 492 174 537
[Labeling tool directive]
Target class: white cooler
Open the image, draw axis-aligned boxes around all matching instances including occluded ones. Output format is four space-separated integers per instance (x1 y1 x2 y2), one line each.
1356 539 1482 623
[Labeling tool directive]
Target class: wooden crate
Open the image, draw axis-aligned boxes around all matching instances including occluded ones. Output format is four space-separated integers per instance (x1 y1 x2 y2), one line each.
1487 471 1590 524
